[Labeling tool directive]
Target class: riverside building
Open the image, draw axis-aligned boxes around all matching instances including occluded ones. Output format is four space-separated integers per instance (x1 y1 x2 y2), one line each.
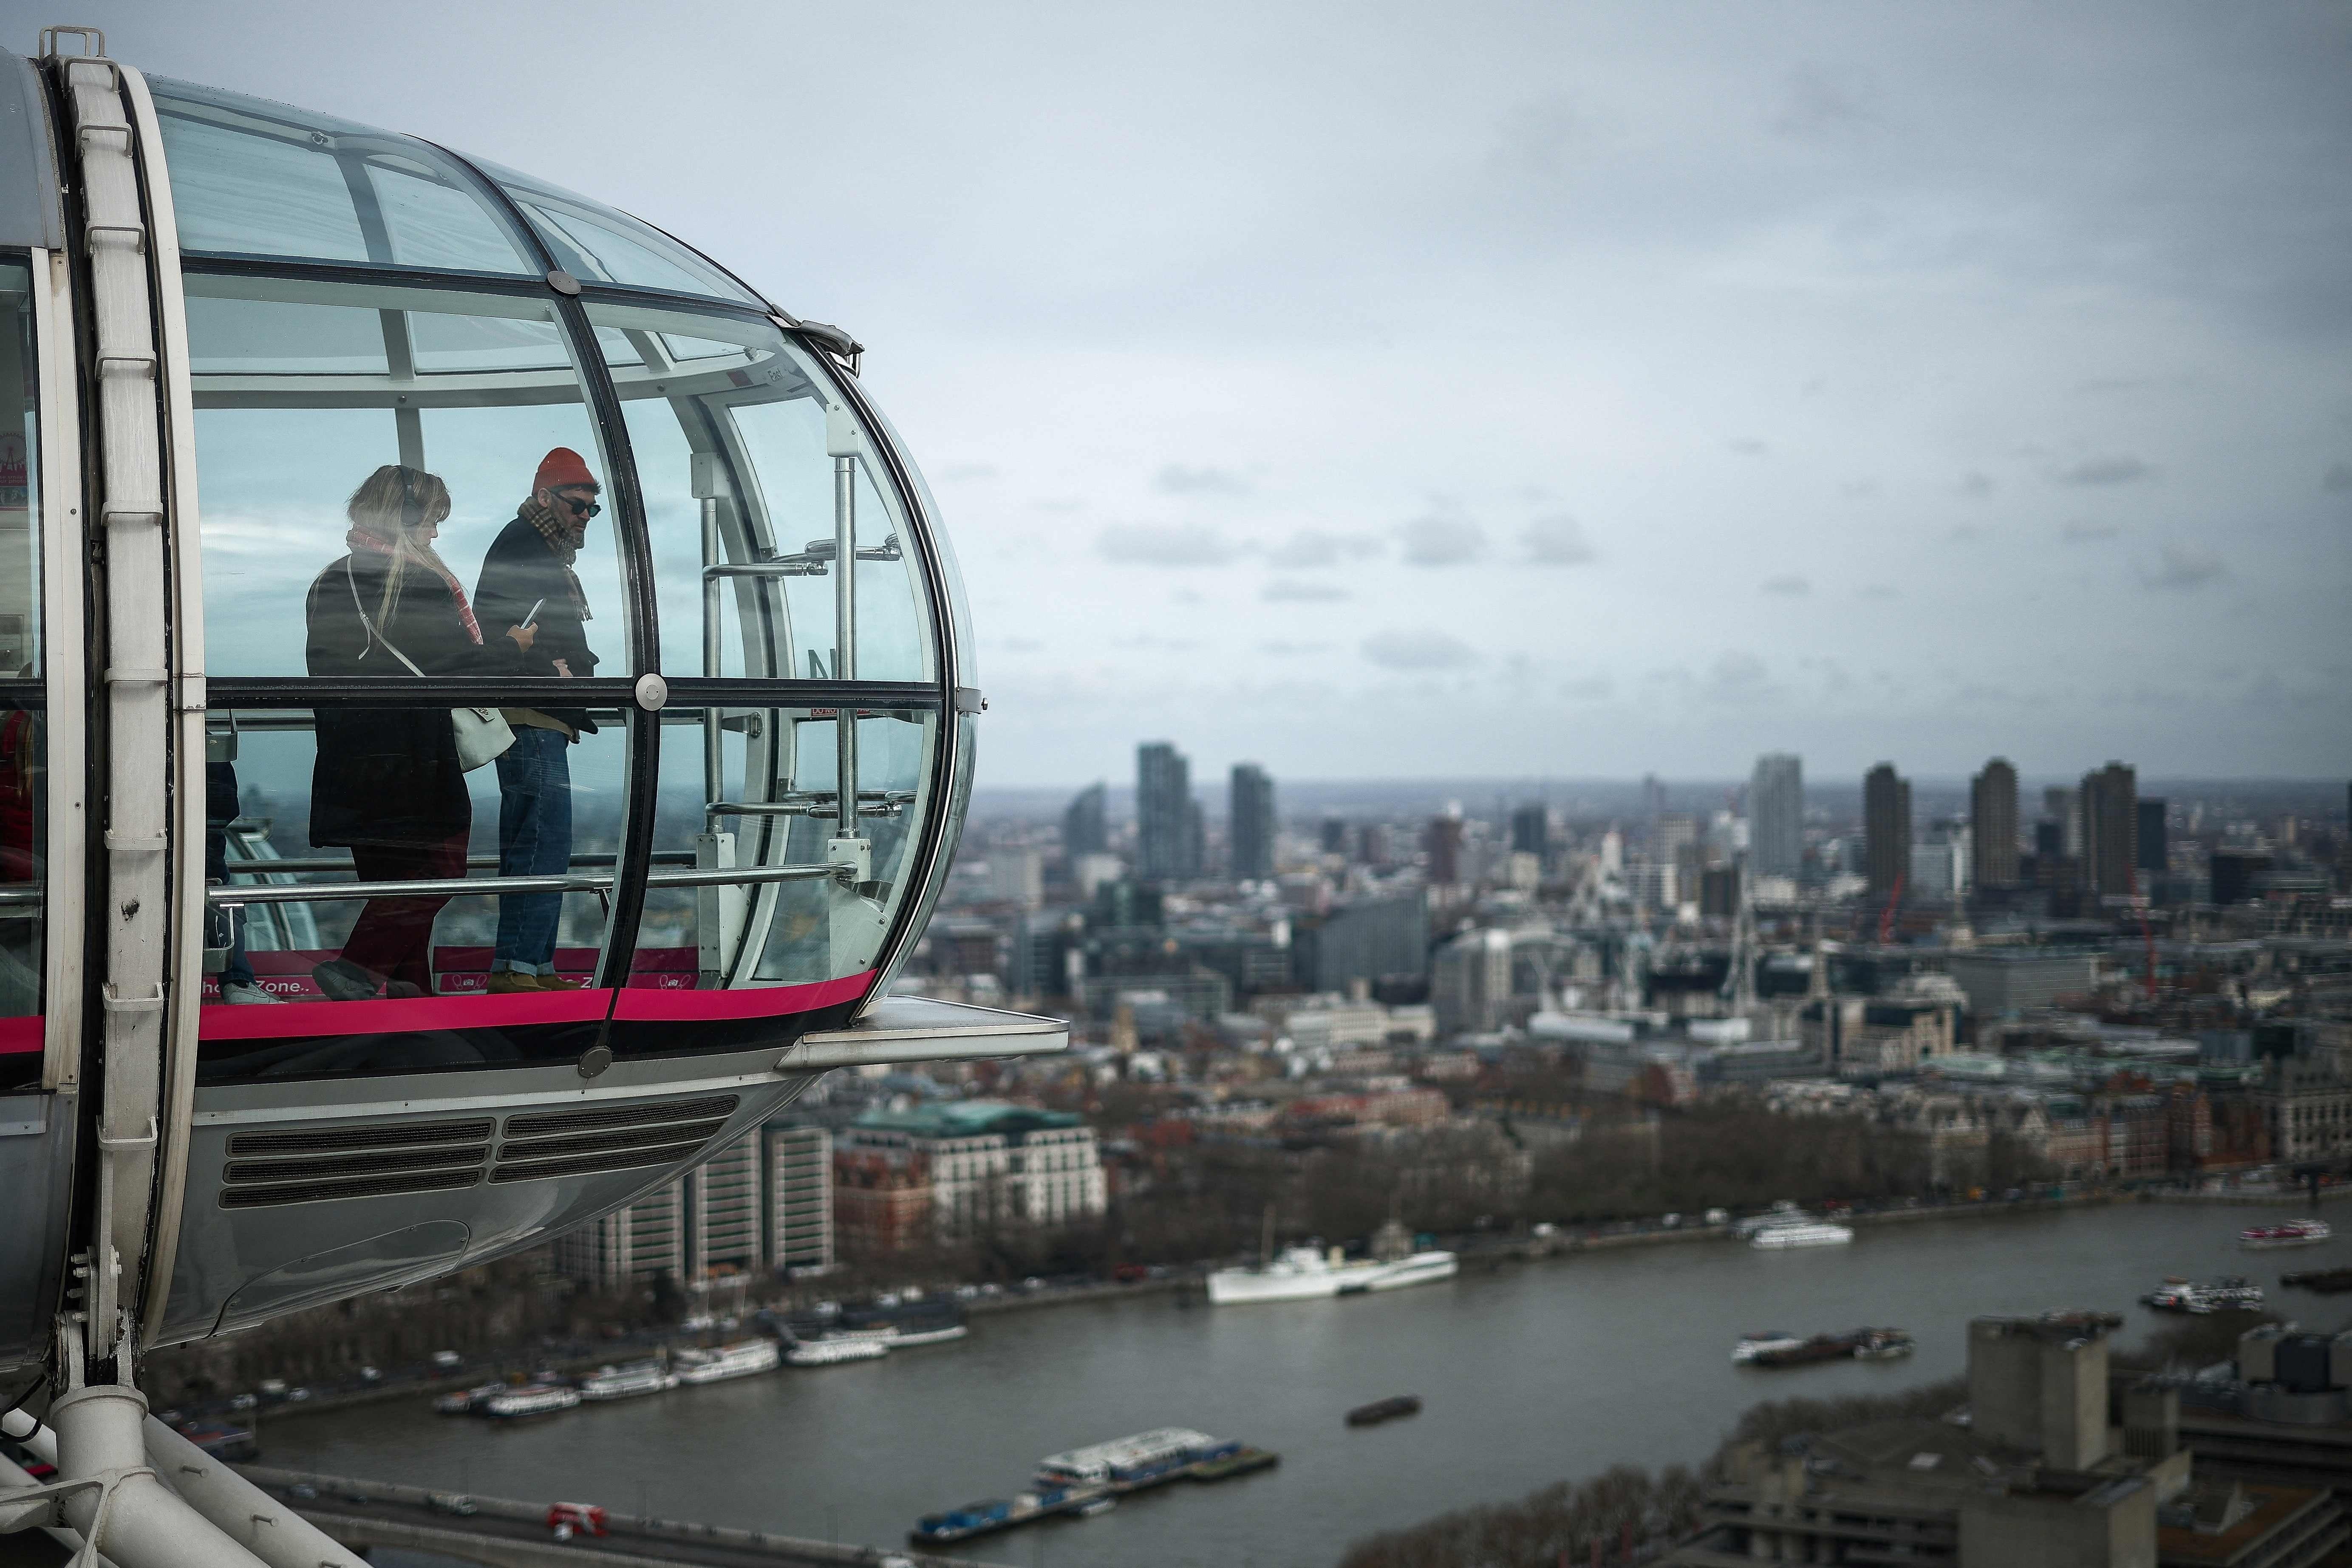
833 1101 1108 1251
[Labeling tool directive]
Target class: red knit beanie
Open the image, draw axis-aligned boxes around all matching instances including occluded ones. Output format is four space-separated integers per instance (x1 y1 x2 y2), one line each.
535 447 598 493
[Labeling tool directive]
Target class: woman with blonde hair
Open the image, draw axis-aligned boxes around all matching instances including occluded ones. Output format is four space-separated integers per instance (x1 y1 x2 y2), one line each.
302 464 535 1001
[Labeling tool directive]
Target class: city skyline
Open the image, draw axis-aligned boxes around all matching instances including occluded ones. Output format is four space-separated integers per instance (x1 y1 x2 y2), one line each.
102 0 2352 784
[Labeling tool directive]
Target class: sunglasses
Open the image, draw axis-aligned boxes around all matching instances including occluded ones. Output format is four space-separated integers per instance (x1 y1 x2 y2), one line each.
554 490 602 519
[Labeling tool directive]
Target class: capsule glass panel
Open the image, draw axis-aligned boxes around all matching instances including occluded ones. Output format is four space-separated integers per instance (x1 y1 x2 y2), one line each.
184 276 626 678
150 78 535 274
0 260 40 1087
588 300 932 683
470 158 764 306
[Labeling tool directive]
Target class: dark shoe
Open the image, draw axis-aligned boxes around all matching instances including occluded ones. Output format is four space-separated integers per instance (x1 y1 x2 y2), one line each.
312 958 382 1001
384 981 426 999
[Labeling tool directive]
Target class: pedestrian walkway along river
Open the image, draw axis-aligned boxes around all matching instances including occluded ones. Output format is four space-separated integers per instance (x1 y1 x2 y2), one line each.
273 1203 2328 1568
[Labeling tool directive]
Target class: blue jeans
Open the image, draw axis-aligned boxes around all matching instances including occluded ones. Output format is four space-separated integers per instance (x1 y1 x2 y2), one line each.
494 725 573 973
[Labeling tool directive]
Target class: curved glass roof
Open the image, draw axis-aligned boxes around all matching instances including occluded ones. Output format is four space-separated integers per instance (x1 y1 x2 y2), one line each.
149 77 766 308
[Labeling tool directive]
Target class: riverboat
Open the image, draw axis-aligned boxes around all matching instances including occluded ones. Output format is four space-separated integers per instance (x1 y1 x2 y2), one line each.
1037 1429 1241 1492
912 1486 1093 1545
1207 1246 1459 1305
1735 1327 1912 1367
481 1384 581 1421
2243 1220 2332 1250
2142 1276 2263 1314
1852 1328 1916 1361
673 1339 780 1385
1346 1395 1422 1426
433 1382 505 1415
2283 1267 2352 1293
787 1336 889 1367
1749 1221 1854 1250
833 1297 971 1347
1188 1446 1279 1482
577 1361 678 1401
1732 1332 1806 1364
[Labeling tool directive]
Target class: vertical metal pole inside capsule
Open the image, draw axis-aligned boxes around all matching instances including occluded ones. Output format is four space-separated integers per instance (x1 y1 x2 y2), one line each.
833 449 858 842
701 492 722 801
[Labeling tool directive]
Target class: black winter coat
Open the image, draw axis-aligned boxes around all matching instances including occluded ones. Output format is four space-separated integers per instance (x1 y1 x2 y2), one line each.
472 515 601 736
304 551 521 849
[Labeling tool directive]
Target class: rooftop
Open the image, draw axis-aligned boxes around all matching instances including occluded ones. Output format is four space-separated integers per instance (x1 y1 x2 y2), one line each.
854 1100 1085 1141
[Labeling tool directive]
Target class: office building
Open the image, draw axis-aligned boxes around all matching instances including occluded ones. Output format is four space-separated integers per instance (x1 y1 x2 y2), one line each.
2138 797 2168 874
1749 753 1803 881
1426 814 1465 886
2212 851 2273 906
1970 757 2020 889
552 1180 686 1291
1863 763 1911 900
1947 950 2098 1017
1432 928 1514 1038
2045 786 2083 857
1291 890 1431 993
1229 762 1276 881
685 1131 764 1281
1319 817 1348 856
1136 742 1201 882
2082 761 2139 897
987 845 1043 907
1062 782 1108 858
766 1124 834 1275
1510 802 1550 861
835 1102 1107 1250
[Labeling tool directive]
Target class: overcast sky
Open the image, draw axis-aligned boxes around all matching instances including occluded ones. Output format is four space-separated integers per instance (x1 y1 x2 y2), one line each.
45 0 2352 786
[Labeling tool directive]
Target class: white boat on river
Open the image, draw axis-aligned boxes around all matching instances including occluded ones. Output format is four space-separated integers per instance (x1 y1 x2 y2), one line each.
1207 1245 1460 1305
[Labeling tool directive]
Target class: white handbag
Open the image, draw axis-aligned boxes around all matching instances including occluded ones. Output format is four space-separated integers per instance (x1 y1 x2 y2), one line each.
345 558 515 772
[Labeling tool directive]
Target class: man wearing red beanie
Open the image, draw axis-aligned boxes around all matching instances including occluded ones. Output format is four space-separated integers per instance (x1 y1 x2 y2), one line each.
473 447 605 993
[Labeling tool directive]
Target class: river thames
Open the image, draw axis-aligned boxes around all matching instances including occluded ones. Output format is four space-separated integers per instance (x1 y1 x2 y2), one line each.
272 1202 2334 1568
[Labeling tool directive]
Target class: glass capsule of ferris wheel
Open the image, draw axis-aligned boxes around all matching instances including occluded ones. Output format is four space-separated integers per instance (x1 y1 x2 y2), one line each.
0 30 1051 1380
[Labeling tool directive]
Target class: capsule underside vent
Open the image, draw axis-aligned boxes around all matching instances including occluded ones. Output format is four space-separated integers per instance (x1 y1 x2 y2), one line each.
215 1095 742 1208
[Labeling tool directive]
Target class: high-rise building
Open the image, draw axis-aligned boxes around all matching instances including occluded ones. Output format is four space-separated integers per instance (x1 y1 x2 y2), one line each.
1510 802 1550 860
1749 754 1804 880
765 1123 834 1276
1229 763 1276 881
1319 817 1348 856
1432 928 1514 1037
686 1131 765 1282
1136 742 1200 882
1062 781 1108 858
2080 761 2138 897
1969 758 2019 889
1425 814 1465 886
1290 889 1430 993
2136 798 2168 874
2043 787 2081 857
1863 763 1911 900
553 1179 686 1290
1642 774 1667 823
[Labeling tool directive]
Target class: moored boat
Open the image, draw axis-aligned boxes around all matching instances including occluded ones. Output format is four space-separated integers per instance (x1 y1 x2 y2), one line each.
1749 1221 1854 1250
1732 1332 1806 1364
1207 1245 1459 1305
481 1383 580 1421
786 1336 889 1367
2243 1219 2332 1250
1737 1327 1912 1367
2283 1266 2352 1293
577 1361 678 1401
673 1339 780 1385
433 1382 505 1415
1038 1429 1240 1492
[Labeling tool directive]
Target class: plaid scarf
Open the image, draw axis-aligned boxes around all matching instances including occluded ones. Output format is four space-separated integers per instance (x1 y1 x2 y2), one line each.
517 500 593 622
346 526 482 645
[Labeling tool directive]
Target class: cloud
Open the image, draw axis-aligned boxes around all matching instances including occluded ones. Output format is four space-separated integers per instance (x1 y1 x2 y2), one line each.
1560 674 1614 702
1396 515 1486 566
1268 529 1381 569
1520 514 1597 565
1362 628 1477 671
1859 584 1899 600
1773 63 1878 137
1263 578 1350 602
1958 471 1994 499
1704 651 1776 701
2049 455 2153 486
1257 639 1330 656
1097 524 1237 566
1840 479 1880 499
1154 464 1251 497
1727 438 1769 456
998 637 1044 653
2325 461 2352 494
2060 521 2120 543
929 461 998 483
2141 543 2226 591
1761 575 1811 596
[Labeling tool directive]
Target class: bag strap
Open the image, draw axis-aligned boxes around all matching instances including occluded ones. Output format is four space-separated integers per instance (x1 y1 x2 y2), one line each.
345 555 427 679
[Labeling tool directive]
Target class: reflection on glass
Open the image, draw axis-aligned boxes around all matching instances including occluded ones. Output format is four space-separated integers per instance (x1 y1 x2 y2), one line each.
0 261 38 1059
587 301 933 683
201 711 626 1005
152 79 534 273
187 278 624 677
